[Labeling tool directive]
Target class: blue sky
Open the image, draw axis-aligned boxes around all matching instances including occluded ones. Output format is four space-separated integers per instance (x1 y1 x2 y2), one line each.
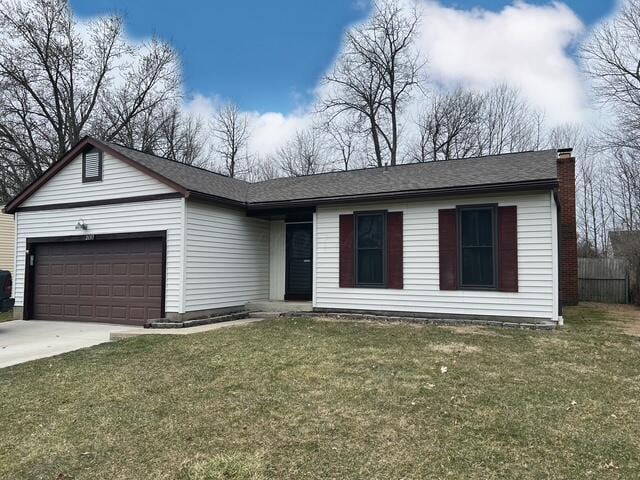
70 1 617 115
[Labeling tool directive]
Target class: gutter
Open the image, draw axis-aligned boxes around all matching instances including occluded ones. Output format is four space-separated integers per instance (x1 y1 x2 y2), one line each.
245 179 559 211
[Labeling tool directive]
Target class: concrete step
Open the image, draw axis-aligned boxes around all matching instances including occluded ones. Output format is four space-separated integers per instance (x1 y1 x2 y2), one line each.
146 311 249 329
110 317 265 341
246 301 312 313
248 311 284 319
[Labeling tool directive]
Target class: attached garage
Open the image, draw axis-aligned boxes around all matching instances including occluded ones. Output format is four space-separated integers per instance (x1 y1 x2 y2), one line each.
26 234 165 325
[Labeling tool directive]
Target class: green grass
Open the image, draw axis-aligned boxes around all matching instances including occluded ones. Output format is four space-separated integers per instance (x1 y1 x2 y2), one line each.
0 309 12 322
1 305 639 479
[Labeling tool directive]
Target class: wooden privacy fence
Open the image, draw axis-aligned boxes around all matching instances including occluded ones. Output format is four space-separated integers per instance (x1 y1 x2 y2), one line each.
578 258 630 304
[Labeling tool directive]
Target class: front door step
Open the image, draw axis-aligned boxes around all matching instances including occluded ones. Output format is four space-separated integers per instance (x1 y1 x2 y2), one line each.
146 311 249 329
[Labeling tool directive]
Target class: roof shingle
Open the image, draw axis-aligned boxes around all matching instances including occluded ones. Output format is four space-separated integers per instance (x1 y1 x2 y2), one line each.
106 142 559 206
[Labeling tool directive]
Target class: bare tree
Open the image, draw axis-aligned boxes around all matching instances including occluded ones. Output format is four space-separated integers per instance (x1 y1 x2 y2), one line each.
582 0 640 152
412 88 483 162
322 0 420 167
578 0 640 257
412 84 542 163
323 114 366 171
211 102 250 178
245 154 280 182
277 128 326 177
0 0 182 202
476 84 542 155
158 107 206 166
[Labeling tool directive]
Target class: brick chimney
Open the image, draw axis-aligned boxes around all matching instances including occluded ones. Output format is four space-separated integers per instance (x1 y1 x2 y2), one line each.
557 148 578 307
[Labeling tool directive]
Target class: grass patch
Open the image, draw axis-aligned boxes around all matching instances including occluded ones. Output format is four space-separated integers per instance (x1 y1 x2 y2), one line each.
0 309 12 323
1 305 639 479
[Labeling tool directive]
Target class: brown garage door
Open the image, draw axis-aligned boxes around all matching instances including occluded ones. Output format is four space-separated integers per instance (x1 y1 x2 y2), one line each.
31 237 164 325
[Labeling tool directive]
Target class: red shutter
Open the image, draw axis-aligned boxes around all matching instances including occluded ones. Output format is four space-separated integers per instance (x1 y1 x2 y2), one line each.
498 206 518 292
339 214 355 288
387 211 403 289
439 209 458 290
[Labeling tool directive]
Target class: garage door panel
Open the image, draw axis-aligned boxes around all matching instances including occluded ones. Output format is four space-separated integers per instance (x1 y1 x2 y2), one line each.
148 285 162 298
51 264 64 275
95 285 110 296
129 263 146 275
79 285 94 296
80 264 94 275
113 285 128 297
32 237 164 325
95 264 111 276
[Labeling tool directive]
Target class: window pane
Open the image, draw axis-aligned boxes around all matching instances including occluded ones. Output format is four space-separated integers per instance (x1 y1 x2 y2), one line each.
462 247 494 285
476 209 493 246
358 249 383 284
461 210 477 247
461 209 493 247
357 214 383 249
460 207 495 286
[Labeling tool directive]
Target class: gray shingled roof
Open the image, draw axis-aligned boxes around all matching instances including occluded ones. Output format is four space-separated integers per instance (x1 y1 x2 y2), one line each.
249 150 558 204
106 142 250 203
107 142 558 206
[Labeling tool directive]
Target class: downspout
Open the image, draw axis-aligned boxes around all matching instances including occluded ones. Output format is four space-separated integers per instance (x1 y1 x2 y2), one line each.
554 190 563 324
179 197 187 317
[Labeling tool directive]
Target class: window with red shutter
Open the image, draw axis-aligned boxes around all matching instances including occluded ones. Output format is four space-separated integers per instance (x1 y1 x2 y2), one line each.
439 209 458 290
498 206 518 292
387 211 403 289
340 211 403 289
459 206 497 288
439 205 519 292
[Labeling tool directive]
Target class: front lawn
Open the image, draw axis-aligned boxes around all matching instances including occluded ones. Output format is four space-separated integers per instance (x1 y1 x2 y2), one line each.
1 305 639 479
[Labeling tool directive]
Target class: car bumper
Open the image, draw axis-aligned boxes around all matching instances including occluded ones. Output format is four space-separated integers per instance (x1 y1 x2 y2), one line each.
1 298 15 312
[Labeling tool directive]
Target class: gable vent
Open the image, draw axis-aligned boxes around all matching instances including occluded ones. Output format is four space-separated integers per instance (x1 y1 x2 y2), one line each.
83 150 102 182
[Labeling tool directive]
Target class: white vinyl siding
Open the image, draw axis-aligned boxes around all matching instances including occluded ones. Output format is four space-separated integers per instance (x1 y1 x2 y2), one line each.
14 198 184 313
315 191 558 320
0 209 14 274
184 201 269 312
23 151 173 207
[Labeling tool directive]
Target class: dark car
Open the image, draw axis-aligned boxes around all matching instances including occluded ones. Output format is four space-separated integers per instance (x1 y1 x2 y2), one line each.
0 270 14 313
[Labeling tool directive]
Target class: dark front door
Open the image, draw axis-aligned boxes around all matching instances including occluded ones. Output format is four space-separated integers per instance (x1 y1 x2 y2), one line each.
285 223 312 301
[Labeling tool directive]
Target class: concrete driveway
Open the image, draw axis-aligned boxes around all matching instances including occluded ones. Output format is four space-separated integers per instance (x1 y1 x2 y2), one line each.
0 320 140 368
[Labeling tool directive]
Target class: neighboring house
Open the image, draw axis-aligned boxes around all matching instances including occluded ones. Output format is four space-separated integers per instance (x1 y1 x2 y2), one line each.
3 137 578 326
0 207 15 275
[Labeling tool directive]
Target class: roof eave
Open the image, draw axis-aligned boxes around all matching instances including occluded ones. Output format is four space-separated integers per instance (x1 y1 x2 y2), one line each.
186 191 248 209
4 137 189 214
246 179 558 211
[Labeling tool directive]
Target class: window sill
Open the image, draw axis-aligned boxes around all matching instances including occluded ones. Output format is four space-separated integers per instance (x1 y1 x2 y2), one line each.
456 286 498 291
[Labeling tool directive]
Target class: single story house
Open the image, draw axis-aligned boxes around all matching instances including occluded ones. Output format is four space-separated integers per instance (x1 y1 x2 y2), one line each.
0 207 14 275
3 136 578 326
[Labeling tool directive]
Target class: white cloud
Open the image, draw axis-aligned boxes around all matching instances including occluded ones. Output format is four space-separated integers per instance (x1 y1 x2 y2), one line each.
184 94 312 157
188 1 590 156
417 1 587 125
247 111 312 156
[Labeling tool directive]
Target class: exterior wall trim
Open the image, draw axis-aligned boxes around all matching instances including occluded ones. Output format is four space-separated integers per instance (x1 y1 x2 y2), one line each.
15 192 183 212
